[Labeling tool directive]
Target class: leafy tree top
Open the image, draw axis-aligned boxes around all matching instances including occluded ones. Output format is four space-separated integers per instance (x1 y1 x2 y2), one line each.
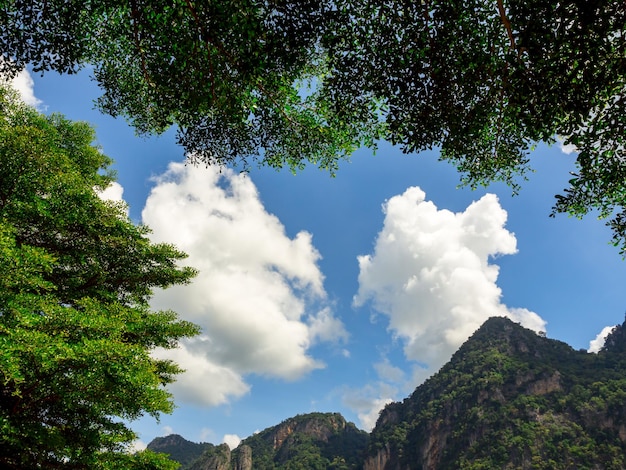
0 85 199 469
1 0 625 250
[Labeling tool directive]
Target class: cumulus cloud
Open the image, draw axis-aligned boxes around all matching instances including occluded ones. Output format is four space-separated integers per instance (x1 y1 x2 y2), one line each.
143 163 345 406
354 187 546 377
97 182 125 203
308 307 350 344
588 325 615 353
342 382 396 431
373 358 405 384
223 434 242 450
95 181 130 217
557 136 578 155
151 342 250 406
127 439 147 453
6 68 42 108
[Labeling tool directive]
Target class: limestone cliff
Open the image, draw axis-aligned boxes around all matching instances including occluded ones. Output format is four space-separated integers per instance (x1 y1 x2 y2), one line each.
189 443 231 470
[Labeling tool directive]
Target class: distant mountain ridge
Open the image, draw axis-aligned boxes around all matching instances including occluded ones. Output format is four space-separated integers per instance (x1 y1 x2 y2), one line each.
147 434 212 468
148 412 368 469
148 316 626 469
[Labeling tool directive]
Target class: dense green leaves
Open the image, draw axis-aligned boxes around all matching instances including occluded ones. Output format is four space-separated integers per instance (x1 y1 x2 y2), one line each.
1 0 625 249
0 86 198 468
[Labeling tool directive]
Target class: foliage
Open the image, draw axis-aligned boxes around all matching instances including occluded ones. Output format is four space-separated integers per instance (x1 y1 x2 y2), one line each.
0 86 198 468
1 1 625 249
0 0 384 174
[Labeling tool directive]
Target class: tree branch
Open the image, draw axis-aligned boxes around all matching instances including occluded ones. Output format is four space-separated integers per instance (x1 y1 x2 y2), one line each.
496 0 516 50
129 0 152 86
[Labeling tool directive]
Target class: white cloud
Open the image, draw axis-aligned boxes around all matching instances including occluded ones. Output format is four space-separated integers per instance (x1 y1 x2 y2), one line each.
222 434 242 450
341 383 396 431
126 439 147 453
354 187 546 378
143 163 343 406
557 136 578 154
161 426 174 436
373 358 405 383
508 307 547 334
151 342 250 407
308 307 349 344
199 427 216 443
588 325 615 353
95 181 130 217
6 68 42 108
97 182 125 203
342 354 425 431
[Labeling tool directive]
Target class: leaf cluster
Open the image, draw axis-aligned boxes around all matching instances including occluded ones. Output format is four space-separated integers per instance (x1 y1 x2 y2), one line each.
2 1 626 248
0 86 199 468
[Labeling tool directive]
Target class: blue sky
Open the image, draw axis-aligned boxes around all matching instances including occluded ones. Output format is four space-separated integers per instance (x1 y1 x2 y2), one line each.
10 69 626 450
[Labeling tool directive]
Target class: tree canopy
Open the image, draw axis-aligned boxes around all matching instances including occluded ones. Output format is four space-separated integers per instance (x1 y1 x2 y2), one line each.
1 0 625 250
0 86 199 469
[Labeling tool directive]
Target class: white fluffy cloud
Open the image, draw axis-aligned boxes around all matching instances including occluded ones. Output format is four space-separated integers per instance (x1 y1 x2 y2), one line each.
143 163 345 406
342 382 396 432
97 182 125 203
354 187 546 376
127 439 147 453
7 68 42 108
557 136 578 155
95 182 130 217
222 434 242 450
588 325 615 353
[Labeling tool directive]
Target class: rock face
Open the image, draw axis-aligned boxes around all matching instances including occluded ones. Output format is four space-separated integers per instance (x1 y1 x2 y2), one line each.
233 444 252 470
148 315 626 469
189 443 231 470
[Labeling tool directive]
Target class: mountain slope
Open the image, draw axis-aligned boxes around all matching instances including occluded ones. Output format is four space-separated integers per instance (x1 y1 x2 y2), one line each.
365 316 626 469
231 412 368 469
146 434 213 468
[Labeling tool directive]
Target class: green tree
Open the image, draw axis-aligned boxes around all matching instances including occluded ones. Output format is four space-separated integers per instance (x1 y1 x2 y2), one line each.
0 86 199 469
1 1 625 250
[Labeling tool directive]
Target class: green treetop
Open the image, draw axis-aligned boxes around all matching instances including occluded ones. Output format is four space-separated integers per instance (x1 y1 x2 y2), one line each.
0 86 199 469
1 1 625 250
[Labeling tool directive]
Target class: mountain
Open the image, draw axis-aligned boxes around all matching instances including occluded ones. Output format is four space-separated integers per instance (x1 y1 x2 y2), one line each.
365 316 626 469
148 316 626 469
149 412 368 469
147 434 213 468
